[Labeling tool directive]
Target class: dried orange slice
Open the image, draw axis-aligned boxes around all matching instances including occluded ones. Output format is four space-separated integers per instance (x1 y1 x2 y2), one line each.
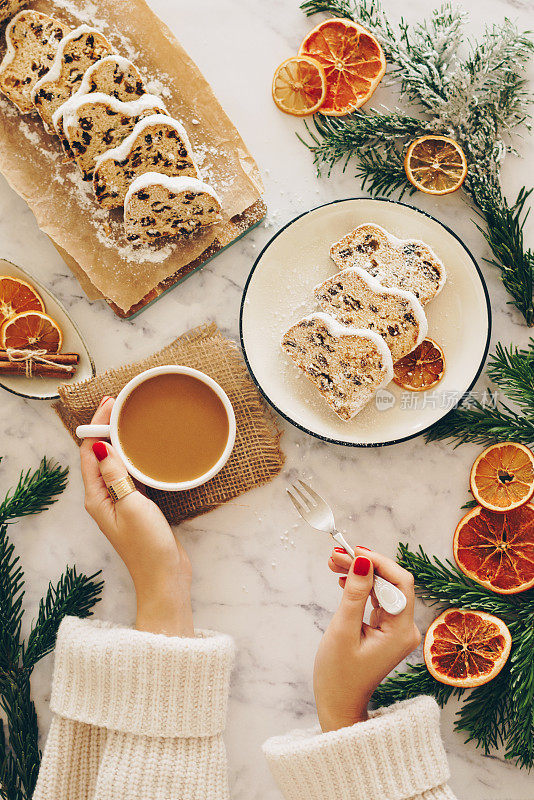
298 18 386 116
393 338 445 391
470 442 534 513
404 135 467 195
453 503 534 594
272 56 327 116
1 311 63 353
0 276 44 328
424 608 511 687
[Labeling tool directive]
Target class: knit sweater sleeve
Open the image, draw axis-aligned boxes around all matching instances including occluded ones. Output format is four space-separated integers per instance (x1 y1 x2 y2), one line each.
263 696 459 800
33 616 235 800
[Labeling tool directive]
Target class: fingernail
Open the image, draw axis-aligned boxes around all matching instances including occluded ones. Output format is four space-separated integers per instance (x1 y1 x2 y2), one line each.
357 546 371 551
353 556 371 576
99 395 113 406
339 576 347 585
334 547 347 553
92 441 108 462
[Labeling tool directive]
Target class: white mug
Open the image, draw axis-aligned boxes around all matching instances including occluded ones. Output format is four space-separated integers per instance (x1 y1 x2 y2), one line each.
76 365 236 492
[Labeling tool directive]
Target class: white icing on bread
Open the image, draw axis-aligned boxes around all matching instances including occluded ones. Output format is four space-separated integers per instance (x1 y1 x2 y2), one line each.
124 173 220 207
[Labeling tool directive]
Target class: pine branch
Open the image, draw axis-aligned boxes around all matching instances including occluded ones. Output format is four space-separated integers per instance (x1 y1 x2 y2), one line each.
0 526 24 680
506 619 534 768
374 661 460 707
355 145 414 198
396 544 523 619
470 182 534 326
0 722 19 800
300 111 428 175
426 398 534 447
454 661 512 753
486 339 534 414
0 459 68 526
22 568 103 670
1 678 39 800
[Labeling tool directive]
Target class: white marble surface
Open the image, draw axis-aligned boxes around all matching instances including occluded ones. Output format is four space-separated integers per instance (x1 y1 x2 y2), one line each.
1 0 534 797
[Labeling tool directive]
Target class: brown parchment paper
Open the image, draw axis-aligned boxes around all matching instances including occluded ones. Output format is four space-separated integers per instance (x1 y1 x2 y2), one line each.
0 0 263 312
54 323 285 524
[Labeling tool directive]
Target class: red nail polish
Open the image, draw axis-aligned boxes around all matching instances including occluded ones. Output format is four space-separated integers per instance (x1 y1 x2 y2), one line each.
334 547 347 553
357 546 371 551
353 556 371 576
92 441 108 462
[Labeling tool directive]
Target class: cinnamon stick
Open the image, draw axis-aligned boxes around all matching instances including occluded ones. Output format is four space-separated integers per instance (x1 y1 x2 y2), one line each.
0 351 79 364
0 362 77 378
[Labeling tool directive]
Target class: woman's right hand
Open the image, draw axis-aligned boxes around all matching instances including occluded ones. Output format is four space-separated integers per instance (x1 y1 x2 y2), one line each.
80 396 194 637
313 547 420 733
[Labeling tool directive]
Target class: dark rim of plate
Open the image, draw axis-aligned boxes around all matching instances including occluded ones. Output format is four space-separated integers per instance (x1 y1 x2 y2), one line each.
239 196 492 448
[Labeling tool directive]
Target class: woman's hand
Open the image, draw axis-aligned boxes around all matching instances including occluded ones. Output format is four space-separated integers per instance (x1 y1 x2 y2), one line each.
313 546 420 732
80 396 194 637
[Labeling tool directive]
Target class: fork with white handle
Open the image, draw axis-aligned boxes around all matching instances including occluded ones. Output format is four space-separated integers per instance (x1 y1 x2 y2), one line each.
287 479 406 615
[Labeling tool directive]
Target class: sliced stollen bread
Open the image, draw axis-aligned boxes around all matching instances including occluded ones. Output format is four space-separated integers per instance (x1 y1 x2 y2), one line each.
314 265 428 362
32 25 114 130
330 223 446 306
52 54 145 152
124 174 221 243
93 114 198 209
281 312 394 421
0 1 27 24
61 92 167 179
0 10 68 113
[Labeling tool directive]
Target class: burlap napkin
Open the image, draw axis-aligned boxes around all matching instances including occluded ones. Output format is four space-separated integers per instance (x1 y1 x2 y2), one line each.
54 323 284 524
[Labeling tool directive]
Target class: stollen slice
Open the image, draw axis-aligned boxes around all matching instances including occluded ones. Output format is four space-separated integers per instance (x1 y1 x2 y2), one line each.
61 92 167 179
93 114 198 209
314 265 428 362
0 10 68 113
52 54 145 153
281 312 394 421
330 223 446 306
124 174 221 243
31 25 114 130
0 0 27 24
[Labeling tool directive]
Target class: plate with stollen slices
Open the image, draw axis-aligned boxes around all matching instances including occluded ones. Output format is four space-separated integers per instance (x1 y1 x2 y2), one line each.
0 260 95 401
240 198 491 447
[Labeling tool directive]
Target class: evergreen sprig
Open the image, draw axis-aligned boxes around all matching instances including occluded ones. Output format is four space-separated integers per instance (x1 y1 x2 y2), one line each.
373 543 534 767
0 459 103 800
426 338 534 446
299 0 534 324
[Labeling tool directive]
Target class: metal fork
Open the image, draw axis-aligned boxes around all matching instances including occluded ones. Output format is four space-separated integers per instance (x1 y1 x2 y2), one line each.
287 479 406 615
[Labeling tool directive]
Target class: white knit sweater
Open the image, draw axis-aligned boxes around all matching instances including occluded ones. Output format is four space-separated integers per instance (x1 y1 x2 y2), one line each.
34 617 458 800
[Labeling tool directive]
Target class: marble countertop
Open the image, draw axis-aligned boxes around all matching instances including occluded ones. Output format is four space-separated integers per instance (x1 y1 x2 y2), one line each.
1 0 533 797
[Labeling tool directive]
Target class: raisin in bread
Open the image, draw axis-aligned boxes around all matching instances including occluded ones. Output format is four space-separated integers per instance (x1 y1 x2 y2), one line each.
282 313 394 420
93 114 198 209
330 223 446 306
0 10 67 113
314 266 428 362
52 54 145 152
62 92 167 179
0 1 26 24
124 174 221 242
32 25 114 130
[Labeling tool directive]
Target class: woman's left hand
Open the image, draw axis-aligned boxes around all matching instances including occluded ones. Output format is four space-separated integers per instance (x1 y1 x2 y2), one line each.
80 396 194 637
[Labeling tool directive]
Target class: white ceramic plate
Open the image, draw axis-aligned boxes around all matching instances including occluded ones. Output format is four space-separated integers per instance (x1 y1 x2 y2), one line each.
240 198 491 447
0 260 95 400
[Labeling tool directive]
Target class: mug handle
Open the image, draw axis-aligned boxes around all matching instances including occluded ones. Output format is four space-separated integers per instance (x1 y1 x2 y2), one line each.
76 424 111 439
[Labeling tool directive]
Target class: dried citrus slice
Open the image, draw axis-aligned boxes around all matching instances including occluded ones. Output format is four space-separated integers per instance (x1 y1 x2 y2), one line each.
1 311 62 353
424 608 512 688
453 503 534 594
470 443 534 513
272 56 327 116
298 18 386 116
393 338 445 391
404 135 467 195
0 276 44 328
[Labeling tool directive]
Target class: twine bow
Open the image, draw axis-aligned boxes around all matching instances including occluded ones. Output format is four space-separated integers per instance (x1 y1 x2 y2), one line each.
5 348 72 378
